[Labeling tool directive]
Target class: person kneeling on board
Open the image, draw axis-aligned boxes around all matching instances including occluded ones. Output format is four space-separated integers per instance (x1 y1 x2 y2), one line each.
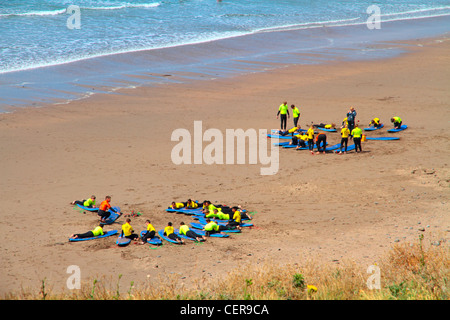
369 118 381 128
98 196 119 223
391 116 402 129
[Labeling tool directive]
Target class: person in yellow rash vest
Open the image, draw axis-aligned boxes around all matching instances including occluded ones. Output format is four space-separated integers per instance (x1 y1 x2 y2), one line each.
390 116 402 129
291 104 300 127
164 222 184 244
351 124 363 153
71 195 96 208
70 224 104 239
369 118 381 128
179 222 206 242
186 199 199 209
203 218 230 236
276 101 290 130
292 132 308 148
339 124 351 154
306 124 315 154
122 218 139 241
278 125 302 137
140 219 157 245
225 207 243 230
170 201 186 209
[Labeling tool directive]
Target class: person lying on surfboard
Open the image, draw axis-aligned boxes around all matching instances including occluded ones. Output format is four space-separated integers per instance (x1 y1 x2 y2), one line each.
179 222 206 242
312 123 336 129
203 218 230 236
170 201 186 209
164 222 184 244
71 195 96 208
186 199 200 209
277 125 302 136
70 224 104 239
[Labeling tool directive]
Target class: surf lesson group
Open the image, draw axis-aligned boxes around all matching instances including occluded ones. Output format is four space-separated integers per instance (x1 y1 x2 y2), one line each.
272 101 406 154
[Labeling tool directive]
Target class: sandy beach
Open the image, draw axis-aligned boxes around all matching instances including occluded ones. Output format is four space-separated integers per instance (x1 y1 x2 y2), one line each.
0 35 449 296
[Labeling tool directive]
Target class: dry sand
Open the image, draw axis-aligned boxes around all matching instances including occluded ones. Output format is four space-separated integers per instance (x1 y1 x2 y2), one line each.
0 36 449 296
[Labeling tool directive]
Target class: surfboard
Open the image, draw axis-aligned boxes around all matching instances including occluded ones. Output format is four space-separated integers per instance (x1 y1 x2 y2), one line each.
190 222 241 233
75 204 98 212
387 125 408 133
366 136 400 141
69 230 117 242
187 225 229 238
271 129 307 133
285 141 327 149
139 231 162 245
157 230 183 244
198 217 253 228
325 143 342 151
102 207 121 225
274 141 291 146
174 229 205 241
364 123 384 131
316 127 337 132
116 235 131 247
335 144 356 153
166 208 203 215
267 134 294 140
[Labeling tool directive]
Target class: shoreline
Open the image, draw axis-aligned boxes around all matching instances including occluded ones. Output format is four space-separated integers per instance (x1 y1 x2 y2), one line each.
0 33 449 295
1 15 449 112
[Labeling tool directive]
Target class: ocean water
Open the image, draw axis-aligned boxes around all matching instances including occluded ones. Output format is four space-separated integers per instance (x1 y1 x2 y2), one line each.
1 0 449 111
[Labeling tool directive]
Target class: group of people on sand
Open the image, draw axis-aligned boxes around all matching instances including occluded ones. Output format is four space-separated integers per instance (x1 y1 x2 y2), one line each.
276 101 403 155
69 196 251 246
169 199 252 234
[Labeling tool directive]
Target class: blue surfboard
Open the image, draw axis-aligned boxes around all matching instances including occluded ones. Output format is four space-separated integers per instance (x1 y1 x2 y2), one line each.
388 125 407 133
75 204 98 212
174 229 206 241
274 141 291 146
166 208 203 215
190 222 241 233
158 230 183 244
198 217 253 228
101 207 121 225
325 143 342 152
317 127 337 132
69 230 118 242
139 230 162 245
334 144 356 153
364 123 384 131
116 235 131 247
187 225 229 238
366 136 400 141
267 134 294 140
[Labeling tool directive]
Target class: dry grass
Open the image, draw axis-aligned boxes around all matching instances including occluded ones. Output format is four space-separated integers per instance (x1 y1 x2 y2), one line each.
3 234 448 300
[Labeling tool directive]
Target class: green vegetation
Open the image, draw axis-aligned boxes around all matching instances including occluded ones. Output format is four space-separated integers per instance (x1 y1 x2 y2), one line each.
3 235 448 300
